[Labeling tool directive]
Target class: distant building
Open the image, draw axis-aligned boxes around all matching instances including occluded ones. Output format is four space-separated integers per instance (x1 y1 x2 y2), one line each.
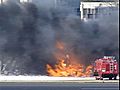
0 0 7 4
20 0 32 3
80 0 119 20
0 0 33 4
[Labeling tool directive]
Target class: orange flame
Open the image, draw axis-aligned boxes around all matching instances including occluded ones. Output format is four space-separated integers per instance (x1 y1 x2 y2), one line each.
46 41 93 77
56 41 65 50
46 59 92 77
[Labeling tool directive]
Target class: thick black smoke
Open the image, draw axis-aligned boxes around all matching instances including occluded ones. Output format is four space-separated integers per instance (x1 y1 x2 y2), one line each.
0 1 119 75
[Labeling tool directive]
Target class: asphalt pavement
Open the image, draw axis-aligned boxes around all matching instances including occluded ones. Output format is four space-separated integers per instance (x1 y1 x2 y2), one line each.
0 82 119 90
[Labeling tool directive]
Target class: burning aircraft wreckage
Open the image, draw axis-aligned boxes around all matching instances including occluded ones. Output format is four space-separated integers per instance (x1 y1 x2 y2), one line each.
0 1 119 82
46 41 93 77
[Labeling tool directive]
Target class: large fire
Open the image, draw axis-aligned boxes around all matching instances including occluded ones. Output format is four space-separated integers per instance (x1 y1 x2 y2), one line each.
46 41 93 77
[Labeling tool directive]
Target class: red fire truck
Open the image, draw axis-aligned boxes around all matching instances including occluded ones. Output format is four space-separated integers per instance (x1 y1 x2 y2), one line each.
93 56 119 80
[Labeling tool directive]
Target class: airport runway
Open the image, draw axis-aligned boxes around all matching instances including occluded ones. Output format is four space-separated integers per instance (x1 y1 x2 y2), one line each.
0 82 119 90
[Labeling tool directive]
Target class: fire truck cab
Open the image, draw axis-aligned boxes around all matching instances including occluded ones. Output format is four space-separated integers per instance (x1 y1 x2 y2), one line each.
93 56 118 80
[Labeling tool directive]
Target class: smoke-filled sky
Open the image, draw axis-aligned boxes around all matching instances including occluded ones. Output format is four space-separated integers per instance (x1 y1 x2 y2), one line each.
0 0 119 75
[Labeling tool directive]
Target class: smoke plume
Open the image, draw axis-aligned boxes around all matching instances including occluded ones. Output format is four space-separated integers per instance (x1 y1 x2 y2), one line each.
0 1 119 75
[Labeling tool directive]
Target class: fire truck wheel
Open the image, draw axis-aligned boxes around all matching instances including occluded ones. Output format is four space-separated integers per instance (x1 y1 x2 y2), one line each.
95 77 100 80
109 77 112 80
96 78 99 80
114 76 117 80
